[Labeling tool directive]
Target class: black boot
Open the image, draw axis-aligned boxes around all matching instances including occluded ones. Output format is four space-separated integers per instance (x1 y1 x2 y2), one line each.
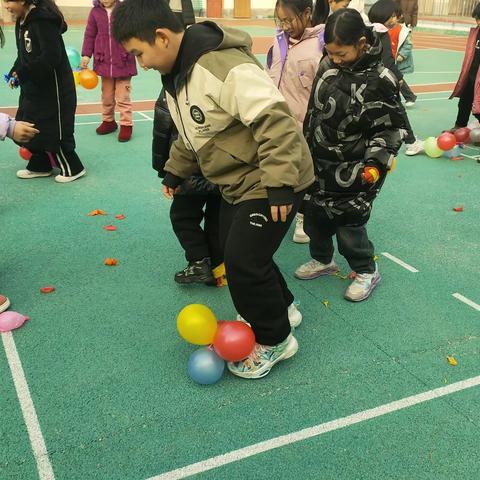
174 258 215 284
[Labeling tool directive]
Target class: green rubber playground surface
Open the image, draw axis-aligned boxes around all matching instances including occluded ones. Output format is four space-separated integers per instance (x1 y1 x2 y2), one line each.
1 24 479 480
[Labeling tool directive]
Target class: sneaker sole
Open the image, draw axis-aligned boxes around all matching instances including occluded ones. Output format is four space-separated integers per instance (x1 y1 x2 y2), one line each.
344 273 382 302
174 275 215 285
294 266 339 280
55 170 87 183
227 336 299 379
0 298 11 313
17 172 52 179
293 234 310 244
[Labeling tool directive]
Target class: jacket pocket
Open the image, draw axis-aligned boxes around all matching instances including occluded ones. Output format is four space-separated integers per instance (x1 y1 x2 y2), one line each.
298 59 314 89
214 123 259 164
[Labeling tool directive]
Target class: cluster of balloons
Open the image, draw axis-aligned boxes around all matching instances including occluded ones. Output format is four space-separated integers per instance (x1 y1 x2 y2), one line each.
66 46 99 90
424 125 480 159
177 304 256 385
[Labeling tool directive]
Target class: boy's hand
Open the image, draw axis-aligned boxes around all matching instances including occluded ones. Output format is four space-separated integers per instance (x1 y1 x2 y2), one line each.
270 204 292 222
80 56 90 69
13 122 39 142
162 184 180 199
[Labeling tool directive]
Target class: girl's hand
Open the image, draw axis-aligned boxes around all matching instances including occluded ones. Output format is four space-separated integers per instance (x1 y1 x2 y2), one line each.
80 56 90 69
397 55 404 62
270 204 292 222
13 122 39 142
8 72 18 89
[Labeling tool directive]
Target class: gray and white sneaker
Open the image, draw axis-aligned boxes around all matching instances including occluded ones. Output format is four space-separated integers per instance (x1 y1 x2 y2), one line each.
294 259 339 280
237 302 302 328
405 139 424 156
344 265 381 302
227 334 298 379
293 214 310 243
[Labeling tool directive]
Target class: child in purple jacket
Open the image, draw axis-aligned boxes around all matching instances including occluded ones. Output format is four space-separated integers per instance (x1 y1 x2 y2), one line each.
81 0 137 142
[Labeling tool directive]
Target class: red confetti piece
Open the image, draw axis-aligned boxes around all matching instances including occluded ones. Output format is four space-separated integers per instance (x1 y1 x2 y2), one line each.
349 271 357 279
104 258 119 266
453 207 464 212
103 225 117 231
40 287 55 294
88 209 107 216
115 214 126 220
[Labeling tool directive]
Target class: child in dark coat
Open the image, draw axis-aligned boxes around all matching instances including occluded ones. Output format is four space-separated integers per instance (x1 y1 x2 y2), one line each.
5 0 86 182
296 8 406 302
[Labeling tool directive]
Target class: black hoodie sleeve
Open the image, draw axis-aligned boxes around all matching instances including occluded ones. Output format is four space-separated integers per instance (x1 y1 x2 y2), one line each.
15 20 64 83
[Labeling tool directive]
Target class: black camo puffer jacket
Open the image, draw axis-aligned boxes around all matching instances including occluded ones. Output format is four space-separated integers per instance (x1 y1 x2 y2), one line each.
303 28 407 225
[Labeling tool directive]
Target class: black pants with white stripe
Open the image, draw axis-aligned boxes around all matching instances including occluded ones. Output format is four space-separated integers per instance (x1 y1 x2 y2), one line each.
219 192 304 346
26 135 84 177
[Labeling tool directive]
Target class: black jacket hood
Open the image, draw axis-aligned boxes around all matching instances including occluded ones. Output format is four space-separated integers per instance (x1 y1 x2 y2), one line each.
22 6 67 34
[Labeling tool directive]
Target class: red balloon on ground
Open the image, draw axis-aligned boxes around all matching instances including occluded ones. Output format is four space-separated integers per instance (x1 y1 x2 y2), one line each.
437 132 456 151
454 128 470 144
19 147 32 161
213 320 256 362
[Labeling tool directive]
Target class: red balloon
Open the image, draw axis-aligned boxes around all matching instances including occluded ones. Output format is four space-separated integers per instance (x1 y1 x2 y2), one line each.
19 147 32 161
213 320 256 362
437 132 456 151
454 128 470 144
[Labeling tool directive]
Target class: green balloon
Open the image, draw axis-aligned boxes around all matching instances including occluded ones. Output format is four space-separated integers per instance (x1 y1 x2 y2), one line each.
65 46 81 70
424 136 443 158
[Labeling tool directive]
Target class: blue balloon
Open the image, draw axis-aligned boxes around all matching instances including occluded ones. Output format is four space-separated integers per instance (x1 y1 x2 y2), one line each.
444 146 462 159
65 46 81 70
187 347 225 385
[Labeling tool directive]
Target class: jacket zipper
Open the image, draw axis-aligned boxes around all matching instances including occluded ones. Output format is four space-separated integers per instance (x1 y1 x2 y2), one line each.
107 9 113 78
172 87 201 165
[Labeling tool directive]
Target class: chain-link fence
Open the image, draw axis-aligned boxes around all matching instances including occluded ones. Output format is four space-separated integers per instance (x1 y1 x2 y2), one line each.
419 0 477 16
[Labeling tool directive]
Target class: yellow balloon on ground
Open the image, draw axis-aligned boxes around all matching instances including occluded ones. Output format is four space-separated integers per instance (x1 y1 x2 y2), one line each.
387 157 397 175
177 304 217 345
73 70 80 86
424 137 444 158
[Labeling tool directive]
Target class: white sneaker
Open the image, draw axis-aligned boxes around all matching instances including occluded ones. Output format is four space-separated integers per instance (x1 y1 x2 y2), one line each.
405 139 424 156
16 169 52 179
294 259 339 280
55 169 86 183
405 100 416 108
237 302 302 328
227 334 298 379
344 265 381 302
293 214 310 243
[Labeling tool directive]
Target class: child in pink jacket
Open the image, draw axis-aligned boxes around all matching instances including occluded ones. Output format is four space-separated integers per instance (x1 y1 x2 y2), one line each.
81 0 137 141
266 0 328 244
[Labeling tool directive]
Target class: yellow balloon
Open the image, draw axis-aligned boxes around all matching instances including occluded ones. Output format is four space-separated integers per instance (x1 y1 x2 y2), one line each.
176 304 217 345
73 70 80 87
387 157 397 175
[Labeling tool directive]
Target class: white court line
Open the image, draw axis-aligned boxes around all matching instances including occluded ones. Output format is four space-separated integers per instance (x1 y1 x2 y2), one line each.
452 293 480 312
147 375 480 480
1 332 55 480
461 153 480 160
75 118 152 126
416 95 450 101
381 252 419 273
137 111 154 121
